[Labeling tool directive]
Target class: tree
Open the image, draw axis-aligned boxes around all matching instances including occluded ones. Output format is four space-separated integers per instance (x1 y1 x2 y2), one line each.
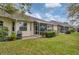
0 4 17 14
17 3 31 13
0 3 31 14
68 3 79 18
67 3 79 26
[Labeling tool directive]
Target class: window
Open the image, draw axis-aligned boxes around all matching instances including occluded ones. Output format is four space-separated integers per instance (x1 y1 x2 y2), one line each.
47 25 49 28
23 22 27 26
40 24 47 31
19 22 27 31
0 21 3 27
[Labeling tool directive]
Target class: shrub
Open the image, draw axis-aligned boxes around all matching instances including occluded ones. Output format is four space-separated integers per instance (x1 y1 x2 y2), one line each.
8 32 16 41
69 28 75 32
40 32 46 37
65 30 71 34
45 31 56 38
65 28 75 34
0 26 8 41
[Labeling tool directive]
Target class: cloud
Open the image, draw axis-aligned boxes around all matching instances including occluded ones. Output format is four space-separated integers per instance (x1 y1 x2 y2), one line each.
45 13 67 22
54 16 67 22
25 12 67 22
44 3 62 14
32 13 42 19
25 12 42 19
45 3 62 8
45 13 56 20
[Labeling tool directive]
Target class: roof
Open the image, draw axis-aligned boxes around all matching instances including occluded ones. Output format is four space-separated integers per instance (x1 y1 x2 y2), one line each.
0 9 49 24
0 9 28 21
49 20 71 27
48 20 62 25
0 9 71 27
25 15 49 24
26 15 71 27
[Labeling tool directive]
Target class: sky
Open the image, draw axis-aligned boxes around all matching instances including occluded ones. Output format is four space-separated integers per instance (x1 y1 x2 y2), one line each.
25 3 69 22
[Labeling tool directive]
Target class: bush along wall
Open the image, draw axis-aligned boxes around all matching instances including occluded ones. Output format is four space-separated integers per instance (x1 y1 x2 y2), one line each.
0 26 9 41
8 32 16 41
65 30 71 34
45 31 56 38
40 31 56 38
65 28 75 34
69 28 75 33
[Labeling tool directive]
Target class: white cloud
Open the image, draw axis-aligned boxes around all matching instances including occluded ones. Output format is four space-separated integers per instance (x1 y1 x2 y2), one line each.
25 12 42 19
54 16 67 22
45 13 52 17
25 12 67 22
45 13 67 22
45 3 62 8
45 13 56 21
32 13 42 19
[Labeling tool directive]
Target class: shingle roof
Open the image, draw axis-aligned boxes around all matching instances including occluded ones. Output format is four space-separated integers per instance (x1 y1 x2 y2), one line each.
26 15 71 27
25 15 49 24
0 9 71 27
0 9 28 21
49 20 71 27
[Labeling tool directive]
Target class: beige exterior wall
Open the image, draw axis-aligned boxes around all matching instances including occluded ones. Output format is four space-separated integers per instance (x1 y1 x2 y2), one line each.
0 17 34 37
0 17 13 36
0 15 62 38
53 25 62 33
47 25 59 33
53 25 58 32
22 22 34 37
15 21 34 37
47 25 53 31
57 26 61 33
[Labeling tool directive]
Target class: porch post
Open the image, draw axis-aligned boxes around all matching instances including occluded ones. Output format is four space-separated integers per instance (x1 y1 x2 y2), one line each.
38 22 40 35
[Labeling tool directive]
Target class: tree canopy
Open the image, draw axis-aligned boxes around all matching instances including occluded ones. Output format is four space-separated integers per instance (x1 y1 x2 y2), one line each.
0 3 31 14
68 3 79 19
67 3 79 26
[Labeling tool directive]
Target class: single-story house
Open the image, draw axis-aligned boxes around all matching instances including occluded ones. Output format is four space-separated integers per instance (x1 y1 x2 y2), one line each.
48 20 71 33
75 25 79 32
0 9 70 38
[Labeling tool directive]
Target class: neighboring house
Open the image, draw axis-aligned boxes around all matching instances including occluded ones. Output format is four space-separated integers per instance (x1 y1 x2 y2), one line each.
75 25 79 32
49 21 71 33
0 9 70 38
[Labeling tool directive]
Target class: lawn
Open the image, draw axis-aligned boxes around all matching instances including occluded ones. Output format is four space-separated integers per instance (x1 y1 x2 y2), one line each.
0 32 79 55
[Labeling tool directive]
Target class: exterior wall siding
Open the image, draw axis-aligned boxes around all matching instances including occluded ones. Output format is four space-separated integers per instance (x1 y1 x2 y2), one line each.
53 25 58 32
22 22 34 37
15 21 34 37
0 16 70 38
47 25 53 31
0 17 12 36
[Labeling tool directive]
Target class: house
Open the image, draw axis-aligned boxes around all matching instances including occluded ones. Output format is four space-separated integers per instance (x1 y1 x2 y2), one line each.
49 20 71 33
75 25 79 32
0 9 49 38
0 9 70 39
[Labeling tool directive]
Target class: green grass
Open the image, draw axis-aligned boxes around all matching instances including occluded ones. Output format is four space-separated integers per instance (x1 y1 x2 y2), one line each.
0 32 79 55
